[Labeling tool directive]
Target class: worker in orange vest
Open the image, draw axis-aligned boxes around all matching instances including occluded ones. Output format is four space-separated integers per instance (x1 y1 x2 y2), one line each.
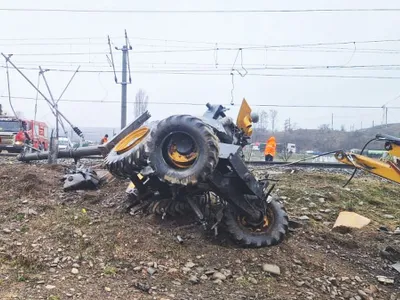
100 134 108 145
264 136 276 161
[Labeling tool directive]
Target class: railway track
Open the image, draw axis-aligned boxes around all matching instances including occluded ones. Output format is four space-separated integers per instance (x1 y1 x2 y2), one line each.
245 161 354 169
1 152 352 169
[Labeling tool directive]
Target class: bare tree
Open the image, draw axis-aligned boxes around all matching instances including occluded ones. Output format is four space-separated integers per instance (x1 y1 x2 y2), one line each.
278 147 293 162
318 124 331 132
269 109 278 132
134 89 149 119
284 118 293 132
256 110 269 130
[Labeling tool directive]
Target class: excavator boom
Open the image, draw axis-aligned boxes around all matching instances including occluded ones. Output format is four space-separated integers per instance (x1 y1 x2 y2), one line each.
335 134 400 184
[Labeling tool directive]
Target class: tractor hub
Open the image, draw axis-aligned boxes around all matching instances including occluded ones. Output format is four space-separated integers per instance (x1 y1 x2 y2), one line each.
164 132 198 169
114 127 149 155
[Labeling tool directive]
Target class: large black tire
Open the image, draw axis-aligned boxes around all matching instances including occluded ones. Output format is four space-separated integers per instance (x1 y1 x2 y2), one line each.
105 128 151 179
223 197 289 248
147 115 219 185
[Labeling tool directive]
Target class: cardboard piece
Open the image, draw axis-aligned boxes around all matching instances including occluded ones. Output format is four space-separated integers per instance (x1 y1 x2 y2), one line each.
332 211 371 233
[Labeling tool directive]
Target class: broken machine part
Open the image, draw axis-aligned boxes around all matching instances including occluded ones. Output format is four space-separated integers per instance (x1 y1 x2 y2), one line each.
104 99 289 248
335 133 400 184
62 166 100 191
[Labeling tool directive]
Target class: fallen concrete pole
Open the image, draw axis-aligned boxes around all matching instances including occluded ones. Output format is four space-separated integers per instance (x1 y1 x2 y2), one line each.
17 146 102 162
98 111 151 156
17 110 151 162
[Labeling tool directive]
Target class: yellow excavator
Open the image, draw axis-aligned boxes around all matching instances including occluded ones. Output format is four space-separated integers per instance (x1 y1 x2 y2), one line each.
335 134 400 185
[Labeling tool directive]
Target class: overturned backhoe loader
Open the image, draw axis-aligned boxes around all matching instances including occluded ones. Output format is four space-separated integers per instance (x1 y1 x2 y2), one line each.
105 99 289 248
335 134 400 184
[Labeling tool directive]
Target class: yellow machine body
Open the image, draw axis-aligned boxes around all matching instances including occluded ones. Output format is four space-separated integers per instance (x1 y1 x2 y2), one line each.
114 127 149 154
126 173 144 193
335 141 400 184
236 98 254 137
167 144 198 169
125 99 257 192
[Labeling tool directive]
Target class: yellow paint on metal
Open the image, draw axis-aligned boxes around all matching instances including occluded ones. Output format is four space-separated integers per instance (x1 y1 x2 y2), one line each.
336 152 400 184
236 98 253 136
168 145 197 169
263 216 269 228
127 173 144 189
389 143 400 157
114 127 149 154
239 215 269 232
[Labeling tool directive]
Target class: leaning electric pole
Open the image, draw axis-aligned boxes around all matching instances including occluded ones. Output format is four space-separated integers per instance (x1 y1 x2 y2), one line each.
108 30 132 129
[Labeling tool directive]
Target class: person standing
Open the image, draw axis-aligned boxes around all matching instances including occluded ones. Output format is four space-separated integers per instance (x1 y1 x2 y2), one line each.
100 134 109 145
264 136 276 161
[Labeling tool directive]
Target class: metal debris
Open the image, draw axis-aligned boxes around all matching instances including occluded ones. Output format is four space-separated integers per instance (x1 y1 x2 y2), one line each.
391 262 400 273
62 166 100 191
380 246 400 263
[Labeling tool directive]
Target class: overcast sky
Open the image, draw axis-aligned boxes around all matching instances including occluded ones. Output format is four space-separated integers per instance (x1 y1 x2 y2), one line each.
1 0 400 134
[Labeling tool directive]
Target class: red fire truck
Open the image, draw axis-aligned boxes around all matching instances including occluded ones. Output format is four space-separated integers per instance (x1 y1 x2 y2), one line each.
0 116 49 153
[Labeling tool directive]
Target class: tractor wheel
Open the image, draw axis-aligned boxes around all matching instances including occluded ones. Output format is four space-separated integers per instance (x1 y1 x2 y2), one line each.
105 127 151 179
223 197 289 248
147 115 219 185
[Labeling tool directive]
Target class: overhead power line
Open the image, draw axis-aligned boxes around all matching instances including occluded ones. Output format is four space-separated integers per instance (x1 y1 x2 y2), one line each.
2 8 400 14
0 36 116 41
3 65 400 79
2 95 400 109
8 45 400 56
1 36 400 49
11 62 400 70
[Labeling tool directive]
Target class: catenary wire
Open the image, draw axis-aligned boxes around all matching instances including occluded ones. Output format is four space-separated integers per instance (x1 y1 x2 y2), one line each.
2 8 400 13
1 95 399 109
1 36 400 50
4 65 400 79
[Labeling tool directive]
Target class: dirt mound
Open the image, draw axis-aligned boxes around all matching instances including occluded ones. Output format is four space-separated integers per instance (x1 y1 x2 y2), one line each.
0 164 60 196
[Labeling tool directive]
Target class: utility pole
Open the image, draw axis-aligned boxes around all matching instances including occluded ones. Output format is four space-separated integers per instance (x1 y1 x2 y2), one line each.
108 30 132 129
39 67 59 139
331 113 334 130
382 105 389 127
121 45 128 129
2 54 84 140
39 67 59 164
385 107 388 127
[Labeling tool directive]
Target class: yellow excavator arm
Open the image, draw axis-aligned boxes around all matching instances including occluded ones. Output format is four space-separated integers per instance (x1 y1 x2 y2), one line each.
335 134 400 184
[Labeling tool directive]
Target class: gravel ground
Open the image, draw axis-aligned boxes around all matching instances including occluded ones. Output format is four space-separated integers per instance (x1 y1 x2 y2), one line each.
0 159 399 300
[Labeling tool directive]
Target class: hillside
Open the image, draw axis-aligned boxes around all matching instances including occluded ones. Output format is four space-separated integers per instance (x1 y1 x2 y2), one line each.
253 123 400 153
